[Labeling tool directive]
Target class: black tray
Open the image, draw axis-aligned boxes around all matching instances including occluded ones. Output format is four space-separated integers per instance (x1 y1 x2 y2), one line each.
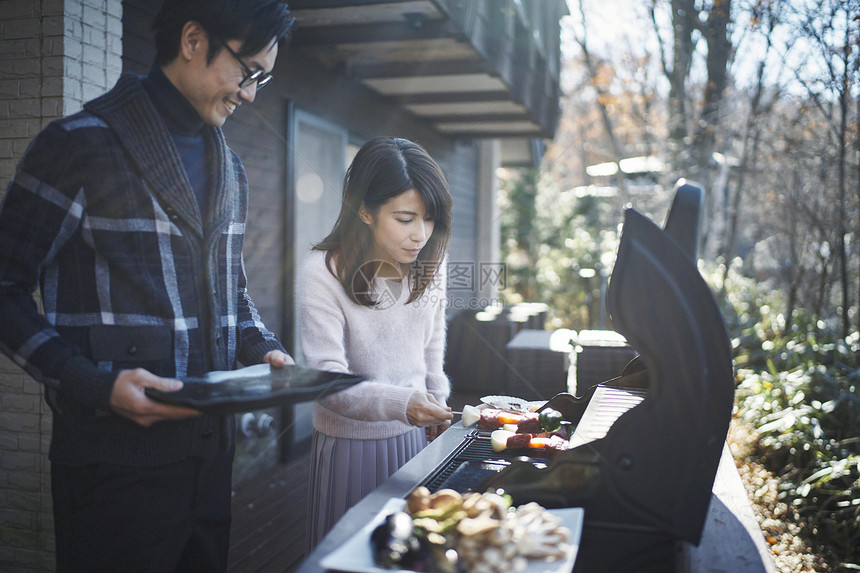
144 363 365 414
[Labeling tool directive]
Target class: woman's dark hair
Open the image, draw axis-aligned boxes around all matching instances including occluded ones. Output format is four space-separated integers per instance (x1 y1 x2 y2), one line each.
315 137 453 306
152 0 294 66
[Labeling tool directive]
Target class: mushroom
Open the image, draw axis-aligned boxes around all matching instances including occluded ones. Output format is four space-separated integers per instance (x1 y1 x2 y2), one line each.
455 514 499 537
429 489 462 509
406 486 431 514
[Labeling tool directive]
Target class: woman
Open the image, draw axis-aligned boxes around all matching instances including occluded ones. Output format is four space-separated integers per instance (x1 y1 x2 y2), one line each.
300 136 454 550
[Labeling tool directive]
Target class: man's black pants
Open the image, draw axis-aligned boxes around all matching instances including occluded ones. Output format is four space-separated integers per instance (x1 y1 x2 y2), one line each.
52 451 233 572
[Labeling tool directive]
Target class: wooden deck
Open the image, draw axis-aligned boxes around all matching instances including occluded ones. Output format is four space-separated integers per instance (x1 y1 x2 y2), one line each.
228 454 310 573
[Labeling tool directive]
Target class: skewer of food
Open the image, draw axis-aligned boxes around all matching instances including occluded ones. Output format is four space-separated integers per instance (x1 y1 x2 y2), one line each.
460 398 575 457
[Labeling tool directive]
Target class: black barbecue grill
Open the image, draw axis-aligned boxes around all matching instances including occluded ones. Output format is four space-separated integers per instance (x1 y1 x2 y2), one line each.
415 181 736 571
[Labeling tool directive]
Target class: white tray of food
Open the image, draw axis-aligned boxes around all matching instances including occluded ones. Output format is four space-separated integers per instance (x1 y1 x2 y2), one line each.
320 495 583 573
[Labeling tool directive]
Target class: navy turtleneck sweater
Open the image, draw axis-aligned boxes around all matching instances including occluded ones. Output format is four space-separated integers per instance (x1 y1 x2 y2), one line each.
141 64 210 213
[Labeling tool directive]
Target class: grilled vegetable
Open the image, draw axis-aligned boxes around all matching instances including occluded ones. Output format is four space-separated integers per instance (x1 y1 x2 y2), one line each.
461 405 481 427
490 429 515 452
538 408 563 432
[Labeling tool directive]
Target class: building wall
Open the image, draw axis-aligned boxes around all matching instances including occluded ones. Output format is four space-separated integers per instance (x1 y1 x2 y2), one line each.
0 1 122 570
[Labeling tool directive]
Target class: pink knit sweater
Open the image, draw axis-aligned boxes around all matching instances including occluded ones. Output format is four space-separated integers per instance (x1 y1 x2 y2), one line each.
299 250 450 440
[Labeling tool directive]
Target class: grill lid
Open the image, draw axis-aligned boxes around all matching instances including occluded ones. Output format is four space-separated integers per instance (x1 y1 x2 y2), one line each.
477 181 735 545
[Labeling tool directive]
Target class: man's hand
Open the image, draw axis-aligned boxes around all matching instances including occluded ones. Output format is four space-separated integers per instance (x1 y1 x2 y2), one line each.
109 368 200 427
263 350 294 367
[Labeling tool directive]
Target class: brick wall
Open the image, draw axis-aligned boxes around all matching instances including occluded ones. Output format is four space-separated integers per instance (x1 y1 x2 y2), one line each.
0 1 121 570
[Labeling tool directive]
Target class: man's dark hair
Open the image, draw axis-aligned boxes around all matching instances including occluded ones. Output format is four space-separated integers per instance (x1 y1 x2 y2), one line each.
152 0 294 66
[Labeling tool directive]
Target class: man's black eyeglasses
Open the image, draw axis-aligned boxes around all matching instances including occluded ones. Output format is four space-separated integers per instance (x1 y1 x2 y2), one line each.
212 34 273 90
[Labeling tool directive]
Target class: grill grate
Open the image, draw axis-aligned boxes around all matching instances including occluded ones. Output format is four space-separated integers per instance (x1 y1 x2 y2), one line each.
419 430 549 493
420 431 500 492
422 387 647 493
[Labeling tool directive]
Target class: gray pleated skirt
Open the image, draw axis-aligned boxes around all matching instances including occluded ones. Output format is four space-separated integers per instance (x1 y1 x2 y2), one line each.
305 427 427 552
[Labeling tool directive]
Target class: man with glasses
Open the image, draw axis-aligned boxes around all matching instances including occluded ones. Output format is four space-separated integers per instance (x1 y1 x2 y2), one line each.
0 1 294 571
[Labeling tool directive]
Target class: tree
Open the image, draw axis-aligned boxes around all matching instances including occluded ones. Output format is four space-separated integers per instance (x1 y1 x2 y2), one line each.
779 0 860 336
649 0 734 257
569 1 631 201
719 0 784 271
506 0 858 337
499 168 541 303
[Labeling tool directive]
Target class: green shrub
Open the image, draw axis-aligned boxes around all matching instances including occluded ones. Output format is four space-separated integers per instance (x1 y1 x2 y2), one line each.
715 260 860 567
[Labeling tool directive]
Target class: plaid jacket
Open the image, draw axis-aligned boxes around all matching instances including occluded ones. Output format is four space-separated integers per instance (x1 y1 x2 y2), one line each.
0 73 285 465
